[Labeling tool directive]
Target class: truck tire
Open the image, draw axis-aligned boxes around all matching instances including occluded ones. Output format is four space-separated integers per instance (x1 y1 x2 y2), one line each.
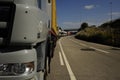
45 38 51 74
35 40 49 80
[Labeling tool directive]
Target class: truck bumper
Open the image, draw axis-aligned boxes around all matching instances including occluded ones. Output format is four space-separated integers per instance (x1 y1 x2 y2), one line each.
0 49 37 80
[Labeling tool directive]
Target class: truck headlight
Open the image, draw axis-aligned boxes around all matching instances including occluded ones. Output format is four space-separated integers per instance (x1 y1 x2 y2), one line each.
0 62 34 76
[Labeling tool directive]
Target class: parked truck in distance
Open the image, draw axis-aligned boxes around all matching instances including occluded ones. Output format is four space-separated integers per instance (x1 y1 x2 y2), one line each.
0 0 58 80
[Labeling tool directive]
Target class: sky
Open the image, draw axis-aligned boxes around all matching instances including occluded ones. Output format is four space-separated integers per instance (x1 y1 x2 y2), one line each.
56 0 120 29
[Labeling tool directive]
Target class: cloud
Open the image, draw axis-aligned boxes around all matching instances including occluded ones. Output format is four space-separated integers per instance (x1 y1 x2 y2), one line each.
62 22 81 29
108 12 120 16
84 5 95 10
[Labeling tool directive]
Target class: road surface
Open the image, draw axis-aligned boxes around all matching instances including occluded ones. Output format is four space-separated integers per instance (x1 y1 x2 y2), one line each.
47 36 120 80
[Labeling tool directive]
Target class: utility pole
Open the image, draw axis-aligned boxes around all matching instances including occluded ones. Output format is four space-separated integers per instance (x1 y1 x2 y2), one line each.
110 2 114 45
110 2 112 24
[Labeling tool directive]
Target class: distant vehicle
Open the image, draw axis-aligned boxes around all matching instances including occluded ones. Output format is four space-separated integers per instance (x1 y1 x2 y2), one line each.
59 30 67 36
0 0 58 80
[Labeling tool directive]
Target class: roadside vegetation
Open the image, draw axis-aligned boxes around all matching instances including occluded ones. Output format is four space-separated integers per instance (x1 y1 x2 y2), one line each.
75 18 120 47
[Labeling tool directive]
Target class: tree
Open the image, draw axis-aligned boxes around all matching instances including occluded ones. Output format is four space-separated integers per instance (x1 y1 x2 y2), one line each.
99 22 109 28
90 25 96 28
112 18 120 29
78 22 88 31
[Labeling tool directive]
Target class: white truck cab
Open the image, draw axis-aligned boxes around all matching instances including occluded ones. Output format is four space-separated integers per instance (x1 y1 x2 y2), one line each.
0 0 52 80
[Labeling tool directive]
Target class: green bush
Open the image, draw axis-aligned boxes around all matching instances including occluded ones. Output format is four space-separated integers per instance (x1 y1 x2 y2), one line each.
75 27 113 46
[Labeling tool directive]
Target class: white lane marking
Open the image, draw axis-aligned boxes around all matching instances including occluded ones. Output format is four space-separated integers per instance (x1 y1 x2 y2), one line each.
59 51 64 66
90 47 110 53
59 40 77 80
69 39 110 54
69 39 87 47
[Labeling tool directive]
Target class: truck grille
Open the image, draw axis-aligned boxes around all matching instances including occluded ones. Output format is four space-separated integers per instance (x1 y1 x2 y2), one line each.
0 2 16 47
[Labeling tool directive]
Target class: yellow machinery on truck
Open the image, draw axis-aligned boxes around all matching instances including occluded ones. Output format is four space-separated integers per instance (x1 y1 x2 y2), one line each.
49 0 58 58
51 0 58 36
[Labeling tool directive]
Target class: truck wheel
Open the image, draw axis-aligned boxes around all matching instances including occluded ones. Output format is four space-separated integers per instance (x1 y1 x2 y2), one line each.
44 52 51 80
45 38 51 74
44 57 49 80
35 40 49 80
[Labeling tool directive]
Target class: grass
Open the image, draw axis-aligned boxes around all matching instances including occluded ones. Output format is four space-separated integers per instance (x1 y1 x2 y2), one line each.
75 27 120 47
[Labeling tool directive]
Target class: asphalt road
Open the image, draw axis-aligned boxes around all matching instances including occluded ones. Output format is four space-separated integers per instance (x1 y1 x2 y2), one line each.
47 36 120 80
